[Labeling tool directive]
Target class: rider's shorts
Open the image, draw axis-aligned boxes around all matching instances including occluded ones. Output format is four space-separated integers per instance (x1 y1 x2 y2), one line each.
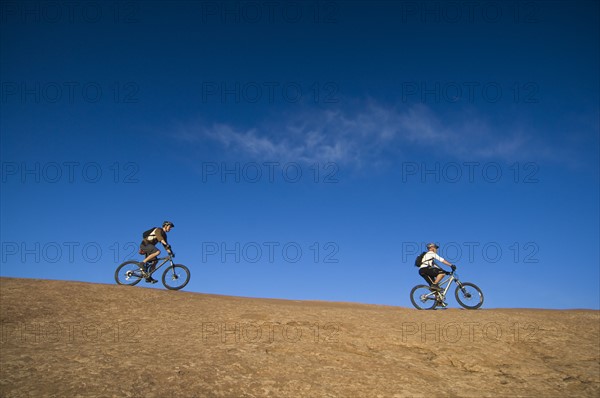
140 240 159 255
419 266 444 285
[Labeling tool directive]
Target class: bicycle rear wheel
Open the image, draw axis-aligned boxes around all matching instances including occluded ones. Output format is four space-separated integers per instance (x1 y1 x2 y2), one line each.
455 282 484 309
410 285 438 310
162 264 191 290
115 261 144 286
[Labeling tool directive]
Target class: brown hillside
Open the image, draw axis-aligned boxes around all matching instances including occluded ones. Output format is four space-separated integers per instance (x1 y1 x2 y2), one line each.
1 277 598 397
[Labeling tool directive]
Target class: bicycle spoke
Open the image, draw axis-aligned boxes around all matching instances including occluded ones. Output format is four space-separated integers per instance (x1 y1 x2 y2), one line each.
410 285 438 310
162 265 190 290
115 261 144 286
455 282 484 309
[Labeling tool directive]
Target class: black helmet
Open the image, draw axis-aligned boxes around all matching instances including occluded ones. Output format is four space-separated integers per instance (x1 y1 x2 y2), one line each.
163 221 175 228
426 242 439 249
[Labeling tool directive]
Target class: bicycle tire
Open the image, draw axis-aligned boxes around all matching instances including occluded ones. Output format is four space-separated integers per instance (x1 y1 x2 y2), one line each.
455 282 484 309
162 264 191 290
410 285 438 310
115 261 144 286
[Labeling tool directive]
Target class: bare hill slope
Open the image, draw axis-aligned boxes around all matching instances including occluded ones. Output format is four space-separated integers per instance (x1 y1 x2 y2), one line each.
1 277 598 397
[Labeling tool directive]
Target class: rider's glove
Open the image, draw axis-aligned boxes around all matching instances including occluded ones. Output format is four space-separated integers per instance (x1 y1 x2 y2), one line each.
451 265 457 271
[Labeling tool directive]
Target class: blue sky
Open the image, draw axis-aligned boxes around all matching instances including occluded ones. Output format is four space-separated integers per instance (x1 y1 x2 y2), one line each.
1 1 598 309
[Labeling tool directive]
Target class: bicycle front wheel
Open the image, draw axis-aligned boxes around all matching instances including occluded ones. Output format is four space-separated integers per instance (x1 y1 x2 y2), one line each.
115 261 144 286
410 285 438 310
455 282 484 309
162 264 191 290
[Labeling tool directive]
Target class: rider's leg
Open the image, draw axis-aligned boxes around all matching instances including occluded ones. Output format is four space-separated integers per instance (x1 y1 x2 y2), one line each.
146 252 160 276
139 243 160 283
419 270 430 285
429 270 445 291
141 250 159 283
140 242 160 266
143 250 159 265
421 267 443 290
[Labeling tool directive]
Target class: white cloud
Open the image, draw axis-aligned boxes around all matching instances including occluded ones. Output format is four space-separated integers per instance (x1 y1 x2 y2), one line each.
173 101 546 168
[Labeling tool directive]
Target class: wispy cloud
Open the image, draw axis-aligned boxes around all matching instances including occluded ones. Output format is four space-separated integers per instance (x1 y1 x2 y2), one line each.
173 101 549 168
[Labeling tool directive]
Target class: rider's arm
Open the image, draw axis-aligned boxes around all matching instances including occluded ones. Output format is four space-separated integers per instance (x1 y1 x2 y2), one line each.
160 238 172 253
433 253 453 267
155 229 173 253
161 240 173 256
161 239 172 252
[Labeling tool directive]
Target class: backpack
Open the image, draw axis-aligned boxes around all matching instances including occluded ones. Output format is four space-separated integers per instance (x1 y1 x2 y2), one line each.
142 227 157 240
414 251 427 267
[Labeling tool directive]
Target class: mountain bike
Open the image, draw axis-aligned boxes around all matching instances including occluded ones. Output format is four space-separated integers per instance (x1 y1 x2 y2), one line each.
114 254 191 290
410 266 484 310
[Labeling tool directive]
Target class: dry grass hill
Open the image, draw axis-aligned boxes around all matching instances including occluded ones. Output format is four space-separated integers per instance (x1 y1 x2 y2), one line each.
1 277 598 397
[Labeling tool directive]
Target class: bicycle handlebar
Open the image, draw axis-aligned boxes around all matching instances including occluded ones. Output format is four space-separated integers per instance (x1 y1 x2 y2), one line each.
444 265 457 275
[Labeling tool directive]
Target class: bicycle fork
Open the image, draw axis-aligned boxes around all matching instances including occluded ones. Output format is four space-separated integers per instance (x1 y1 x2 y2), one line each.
455 281 472 299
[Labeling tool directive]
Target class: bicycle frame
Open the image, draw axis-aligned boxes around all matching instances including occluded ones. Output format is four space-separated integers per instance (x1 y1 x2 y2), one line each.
142 255 174 278
437 273 455 298
428 271 462 301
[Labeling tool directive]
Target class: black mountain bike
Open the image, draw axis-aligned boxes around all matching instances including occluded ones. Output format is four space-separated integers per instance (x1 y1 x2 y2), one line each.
114 255 190 290
410 266 484 310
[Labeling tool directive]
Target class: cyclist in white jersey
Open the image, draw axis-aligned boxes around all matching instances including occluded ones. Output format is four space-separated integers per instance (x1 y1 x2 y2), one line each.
418 243 454 291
